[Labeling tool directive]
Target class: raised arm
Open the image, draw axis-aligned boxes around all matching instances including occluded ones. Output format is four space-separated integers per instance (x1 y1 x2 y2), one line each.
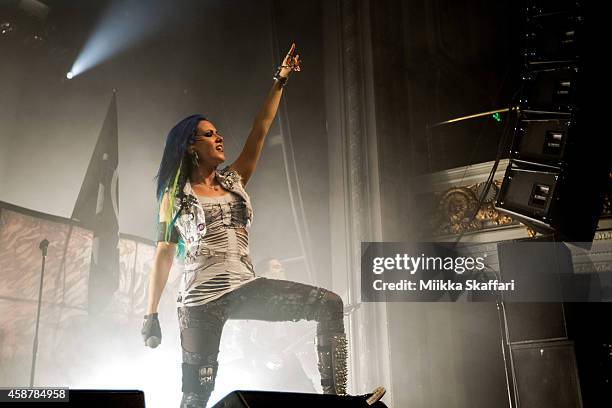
230 43 301 185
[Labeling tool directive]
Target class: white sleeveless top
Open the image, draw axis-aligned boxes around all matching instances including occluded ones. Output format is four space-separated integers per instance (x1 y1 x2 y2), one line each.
177 192 259 307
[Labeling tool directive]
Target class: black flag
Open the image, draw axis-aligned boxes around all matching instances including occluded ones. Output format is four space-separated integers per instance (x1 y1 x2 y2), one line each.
72 92 120 314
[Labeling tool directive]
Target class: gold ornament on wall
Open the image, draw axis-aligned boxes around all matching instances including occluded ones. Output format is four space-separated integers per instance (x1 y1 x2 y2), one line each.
422 180 520 237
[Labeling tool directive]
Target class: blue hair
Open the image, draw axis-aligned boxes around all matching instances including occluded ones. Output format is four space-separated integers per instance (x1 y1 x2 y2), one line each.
155 114 207 257
155 114 207 199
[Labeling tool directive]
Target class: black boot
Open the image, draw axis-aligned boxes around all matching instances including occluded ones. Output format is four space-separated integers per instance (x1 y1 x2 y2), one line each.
317 332 348 395
180 392 208 408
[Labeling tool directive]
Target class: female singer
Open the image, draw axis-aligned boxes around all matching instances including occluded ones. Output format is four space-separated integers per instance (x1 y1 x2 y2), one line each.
142 43 385 408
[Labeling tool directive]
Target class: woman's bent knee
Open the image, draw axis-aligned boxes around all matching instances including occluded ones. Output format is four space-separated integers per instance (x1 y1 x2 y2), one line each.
325 291 343 311
319 290 344 322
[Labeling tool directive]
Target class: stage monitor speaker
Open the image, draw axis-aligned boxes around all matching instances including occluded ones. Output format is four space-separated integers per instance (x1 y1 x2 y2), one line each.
212 390 387 408
511 341 582 408
69 390 145 407
2 390 145 408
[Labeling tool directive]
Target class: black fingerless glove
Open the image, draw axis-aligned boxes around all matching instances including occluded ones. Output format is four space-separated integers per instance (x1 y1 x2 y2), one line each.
141 313 162 348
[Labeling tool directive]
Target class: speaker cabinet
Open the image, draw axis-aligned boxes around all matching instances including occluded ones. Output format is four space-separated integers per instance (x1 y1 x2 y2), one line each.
212 390 387 408
496 161 606 243
526 0 581 16
497 239 583 407
511 341 582 408
2 390 145 408
521 66 579 113
511 117 573 167
525 10 582 65
505 303 567 342
497 239 569 341
497 165 560 223
69 390 145 407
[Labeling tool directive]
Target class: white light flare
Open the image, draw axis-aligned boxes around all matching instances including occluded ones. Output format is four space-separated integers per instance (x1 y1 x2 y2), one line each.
68 0 178 78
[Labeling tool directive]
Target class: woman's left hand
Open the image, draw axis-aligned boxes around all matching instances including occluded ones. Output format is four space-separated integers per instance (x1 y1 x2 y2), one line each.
277 43 301 78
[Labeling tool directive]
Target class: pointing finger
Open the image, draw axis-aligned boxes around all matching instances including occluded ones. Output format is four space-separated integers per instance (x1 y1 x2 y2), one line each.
286 43 295 58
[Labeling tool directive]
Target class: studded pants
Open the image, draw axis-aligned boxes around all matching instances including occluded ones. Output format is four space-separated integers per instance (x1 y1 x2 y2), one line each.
177 277 347 408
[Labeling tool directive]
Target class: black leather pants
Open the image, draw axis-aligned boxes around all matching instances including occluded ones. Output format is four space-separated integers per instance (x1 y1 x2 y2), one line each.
177 277 346 408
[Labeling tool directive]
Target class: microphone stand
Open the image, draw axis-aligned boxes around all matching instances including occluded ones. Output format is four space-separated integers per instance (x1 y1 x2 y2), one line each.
29 238 49 387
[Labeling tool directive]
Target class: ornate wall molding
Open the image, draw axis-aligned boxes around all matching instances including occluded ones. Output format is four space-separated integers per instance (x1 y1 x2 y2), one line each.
423 180 518 236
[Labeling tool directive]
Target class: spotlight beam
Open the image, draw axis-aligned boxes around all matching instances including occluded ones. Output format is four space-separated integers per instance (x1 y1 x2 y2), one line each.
68 0 180 78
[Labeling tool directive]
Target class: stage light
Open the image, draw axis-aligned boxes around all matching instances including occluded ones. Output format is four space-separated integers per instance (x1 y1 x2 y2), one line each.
1 22 13 35
69 0 178 78
66 71 74 80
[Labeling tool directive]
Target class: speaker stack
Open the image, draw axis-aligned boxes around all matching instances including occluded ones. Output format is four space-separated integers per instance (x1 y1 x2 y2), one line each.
497 238 583 408
495 0 607 244
498 237 612 405
493 3 600 407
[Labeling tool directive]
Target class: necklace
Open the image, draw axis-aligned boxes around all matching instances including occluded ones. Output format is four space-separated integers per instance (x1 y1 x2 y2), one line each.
203 183 219 191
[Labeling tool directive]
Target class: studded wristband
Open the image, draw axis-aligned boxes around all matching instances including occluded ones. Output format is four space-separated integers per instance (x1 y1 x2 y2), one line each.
273 66 289 87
